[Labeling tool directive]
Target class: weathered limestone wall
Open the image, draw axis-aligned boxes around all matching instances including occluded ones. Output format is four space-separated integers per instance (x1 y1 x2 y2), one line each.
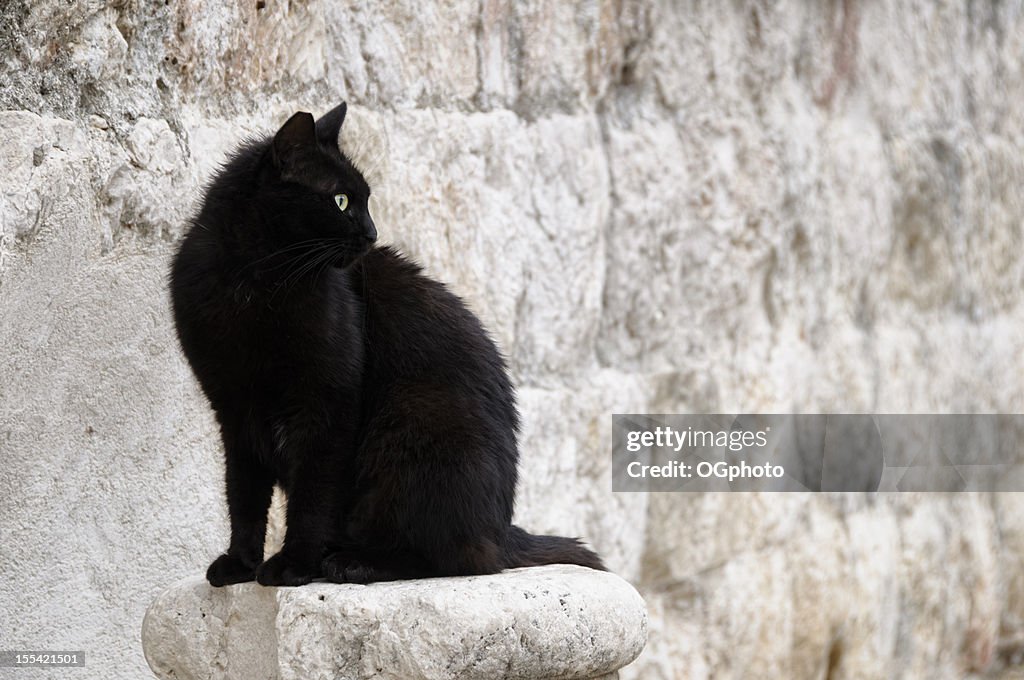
2 1 1023 678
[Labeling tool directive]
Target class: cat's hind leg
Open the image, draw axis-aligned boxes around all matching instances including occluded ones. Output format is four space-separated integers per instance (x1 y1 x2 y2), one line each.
321 546 431 584
345 387 514 582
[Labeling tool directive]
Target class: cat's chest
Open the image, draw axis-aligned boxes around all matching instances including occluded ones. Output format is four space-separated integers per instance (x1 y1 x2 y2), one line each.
177 260 364 410
254 302 347 365
211 280 355 376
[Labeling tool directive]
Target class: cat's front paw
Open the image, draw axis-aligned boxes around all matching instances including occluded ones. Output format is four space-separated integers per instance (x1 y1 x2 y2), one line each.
206 553 256 587
256 551 316 587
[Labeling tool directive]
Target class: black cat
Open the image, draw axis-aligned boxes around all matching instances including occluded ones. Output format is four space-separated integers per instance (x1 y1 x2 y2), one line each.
170 103 605 586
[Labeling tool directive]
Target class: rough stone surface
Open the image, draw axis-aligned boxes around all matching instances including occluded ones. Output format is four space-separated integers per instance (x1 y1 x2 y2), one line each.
2 1 1024 679
142 566 645 680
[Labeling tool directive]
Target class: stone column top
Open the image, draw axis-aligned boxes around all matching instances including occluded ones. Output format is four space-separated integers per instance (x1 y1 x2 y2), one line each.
142 564 647 680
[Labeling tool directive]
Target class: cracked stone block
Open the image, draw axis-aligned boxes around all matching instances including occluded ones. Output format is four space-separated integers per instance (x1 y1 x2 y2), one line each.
141 565 647 680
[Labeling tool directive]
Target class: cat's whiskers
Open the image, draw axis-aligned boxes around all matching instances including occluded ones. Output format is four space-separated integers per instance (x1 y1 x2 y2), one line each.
284 249 330 287
313 242 352 283
276 246 331 288
274 241 353 298
241 238 336 273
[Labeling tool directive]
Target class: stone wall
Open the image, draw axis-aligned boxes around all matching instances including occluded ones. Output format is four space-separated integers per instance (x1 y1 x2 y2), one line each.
2 1 1023 678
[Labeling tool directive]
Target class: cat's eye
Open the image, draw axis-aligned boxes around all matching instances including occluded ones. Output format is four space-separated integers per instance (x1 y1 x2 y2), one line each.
334 194 349 212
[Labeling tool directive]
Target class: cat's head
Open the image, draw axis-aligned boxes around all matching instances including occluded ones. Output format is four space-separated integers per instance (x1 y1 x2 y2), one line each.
259 102 377 268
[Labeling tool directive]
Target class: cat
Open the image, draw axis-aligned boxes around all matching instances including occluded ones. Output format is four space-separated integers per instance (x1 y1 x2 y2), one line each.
170 102 605 586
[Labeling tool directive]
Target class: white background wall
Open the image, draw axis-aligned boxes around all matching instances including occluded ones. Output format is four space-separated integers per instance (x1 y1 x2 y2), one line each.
2 1 1024 678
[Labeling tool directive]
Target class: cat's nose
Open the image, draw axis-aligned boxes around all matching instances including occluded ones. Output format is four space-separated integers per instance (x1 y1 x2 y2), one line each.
363 216 378 244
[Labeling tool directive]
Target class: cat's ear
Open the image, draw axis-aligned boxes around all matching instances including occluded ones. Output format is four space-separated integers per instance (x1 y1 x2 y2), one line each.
315 102 347 148
272 111 317 173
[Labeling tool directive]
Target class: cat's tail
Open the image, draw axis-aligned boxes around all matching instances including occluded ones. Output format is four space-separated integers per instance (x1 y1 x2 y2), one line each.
503 525 606 571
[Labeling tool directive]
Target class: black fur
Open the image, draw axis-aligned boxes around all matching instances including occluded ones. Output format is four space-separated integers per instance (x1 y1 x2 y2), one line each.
170 103 605 587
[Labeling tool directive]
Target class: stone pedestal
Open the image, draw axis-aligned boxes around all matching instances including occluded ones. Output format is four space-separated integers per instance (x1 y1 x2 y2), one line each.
142 565 647 680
